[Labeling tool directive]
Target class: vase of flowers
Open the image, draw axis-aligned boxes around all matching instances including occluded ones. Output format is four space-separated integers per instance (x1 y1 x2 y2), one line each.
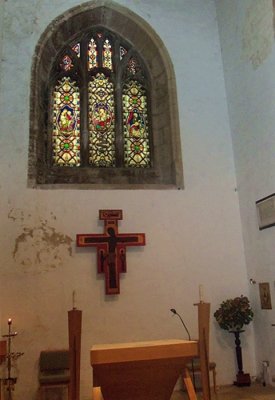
214 295 253 386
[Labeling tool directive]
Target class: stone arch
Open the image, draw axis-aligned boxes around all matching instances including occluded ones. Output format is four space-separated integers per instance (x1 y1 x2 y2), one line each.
28 0 183 189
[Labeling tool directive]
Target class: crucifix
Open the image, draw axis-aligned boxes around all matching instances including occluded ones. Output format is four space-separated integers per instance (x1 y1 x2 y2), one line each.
76 210 146 295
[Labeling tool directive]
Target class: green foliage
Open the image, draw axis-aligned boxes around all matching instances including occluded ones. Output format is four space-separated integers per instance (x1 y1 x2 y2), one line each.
214 295 253 331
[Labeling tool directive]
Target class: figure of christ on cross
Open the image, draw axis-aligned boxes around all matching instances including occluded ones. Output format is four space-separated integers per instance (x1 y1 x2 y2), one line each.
76 210 146 295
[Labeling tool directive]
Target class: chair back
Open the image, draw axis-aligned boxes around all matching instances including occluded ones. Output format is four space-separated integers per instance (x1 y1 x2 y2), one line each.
39 350 70 385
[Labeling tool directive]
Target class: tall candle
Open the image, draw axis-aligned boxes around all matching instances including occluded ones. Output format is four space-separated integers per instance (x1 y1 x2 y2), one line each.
199 284 204 302
73 290 76 309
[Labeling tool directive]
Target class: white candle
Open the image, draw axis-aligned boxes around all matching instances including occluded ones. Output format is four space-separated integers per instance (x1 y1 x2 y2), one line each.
72 290 76 309
199 284 204 302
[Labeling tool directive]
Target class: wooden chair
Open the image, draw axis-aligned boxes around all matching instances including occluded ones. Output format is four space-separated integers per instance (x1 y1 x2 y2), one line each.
187 359 217 393
38 350 70 400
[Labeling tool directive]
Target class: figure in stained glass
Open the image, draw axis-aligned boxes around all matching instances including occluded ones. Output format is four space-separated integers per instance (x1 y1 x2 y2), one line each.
52 77 80 167
92 104 112 133
88 73 115 166
123 80 150 167
127 109 145 138
58 106 76 133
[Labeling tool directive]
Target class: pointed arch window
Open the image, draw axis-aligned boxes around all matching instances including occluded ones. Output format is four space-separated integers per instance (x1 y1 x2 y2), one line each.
50 30 151 171
29 3 183 189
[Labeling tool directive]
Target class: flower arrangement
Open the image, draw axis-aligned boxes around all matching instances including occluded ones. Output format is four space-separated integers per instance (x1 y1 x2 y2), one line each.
214 295 253 332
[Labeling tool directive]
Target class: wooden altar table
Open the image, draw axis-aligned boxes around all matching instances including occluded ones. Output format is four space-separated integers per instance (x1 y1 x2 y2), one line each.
90 339 203 400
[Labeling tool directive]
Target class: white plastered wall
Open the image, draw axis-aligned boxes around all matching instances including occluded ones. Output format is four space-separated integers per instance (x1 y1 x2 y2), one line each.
0 0 256 398
216 0 275 384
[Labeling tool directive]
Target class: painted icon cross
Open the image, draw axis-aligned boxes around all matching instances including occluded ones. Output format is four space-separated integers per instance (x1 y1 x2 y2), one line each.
76 210 146 295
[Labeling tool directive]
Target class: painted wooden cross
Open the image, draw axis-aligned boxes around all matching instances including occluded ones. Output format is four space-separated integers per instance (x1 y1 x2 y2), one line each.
76 210 146 295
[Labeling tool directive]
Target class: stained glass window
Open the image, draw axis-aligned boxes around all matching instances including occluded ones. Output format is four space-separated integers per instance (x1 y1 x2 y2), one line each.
120 46 127 60
88 38 98 70
29 6 183 188
72 43 80 57
127 57 140 75
102 39 113 70
88 73 115 166
123 81 150 167
28 5 183 189
60 55 73 72
50 29 151 171
52 77 80 166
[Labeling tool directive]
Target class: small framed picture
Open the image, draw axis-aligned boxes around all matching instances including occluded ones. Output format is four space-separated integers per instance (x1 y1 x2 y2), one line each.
259 282 272 310
256 193 275 230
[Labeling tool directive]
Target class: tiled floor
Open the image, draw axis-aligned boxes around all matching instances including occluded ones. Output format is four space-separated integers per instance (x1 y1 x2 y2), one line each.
171 383 275 400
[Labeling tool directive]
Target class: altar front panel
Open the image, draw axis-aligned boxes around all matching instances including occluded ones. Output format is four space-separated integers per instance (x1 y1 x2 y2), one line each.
91 340 199 400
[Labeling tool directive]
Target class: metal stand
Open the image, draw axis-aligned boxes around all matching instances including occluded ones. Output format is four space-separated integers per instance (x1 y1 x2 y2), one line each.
231 330 251 387
1 319 24 400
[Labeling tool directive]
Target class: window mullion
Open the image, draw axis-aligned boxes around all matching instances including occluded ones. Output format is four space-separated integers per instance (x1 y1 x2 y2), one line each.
114 40 124 167
80 37 89 167
115 78 124 167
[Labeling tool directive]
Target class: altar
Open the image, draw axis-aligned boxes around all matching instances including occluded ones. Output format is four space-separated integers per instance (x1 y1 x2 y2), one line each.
90 303 211 400
91 339 206 400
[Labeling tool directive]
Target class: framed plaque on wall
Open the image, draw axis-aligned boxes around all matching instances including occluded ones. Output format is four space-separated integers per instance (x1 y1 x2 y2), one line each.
256 193 275 230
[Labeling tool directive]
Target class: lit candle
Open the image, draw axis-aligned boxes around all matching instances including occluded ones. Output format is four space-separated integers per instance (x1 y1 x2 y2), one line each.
8 318 12 325
199 285 204 302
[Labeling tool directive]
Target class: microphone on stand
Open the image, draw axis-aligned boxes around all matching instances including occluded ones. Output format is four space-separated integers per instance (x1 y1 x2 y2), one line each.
170 308 196 391
170 308 191 340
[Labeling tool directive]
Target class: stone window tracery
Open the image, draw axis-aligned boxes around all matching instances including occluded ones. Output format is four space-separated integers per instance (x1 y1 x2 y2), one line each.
28 1 183 189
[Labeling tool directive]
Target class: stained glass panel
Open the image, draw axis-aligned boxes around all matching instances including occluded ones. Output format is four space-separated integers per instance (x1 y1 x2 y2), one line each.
52 77 80 166
72 43 80 57
123 80 150 167
88 38 98 70
60 55 73 71
88 73 115 167
103 39 113 70
120 46 127 60
127 57 140 75
52 31 151 171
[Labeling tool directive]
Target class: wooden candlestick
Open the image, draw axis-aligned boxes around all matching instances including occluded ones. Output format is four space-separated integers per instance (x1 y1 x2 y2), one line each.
68 307 82 400
194 302 211 400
